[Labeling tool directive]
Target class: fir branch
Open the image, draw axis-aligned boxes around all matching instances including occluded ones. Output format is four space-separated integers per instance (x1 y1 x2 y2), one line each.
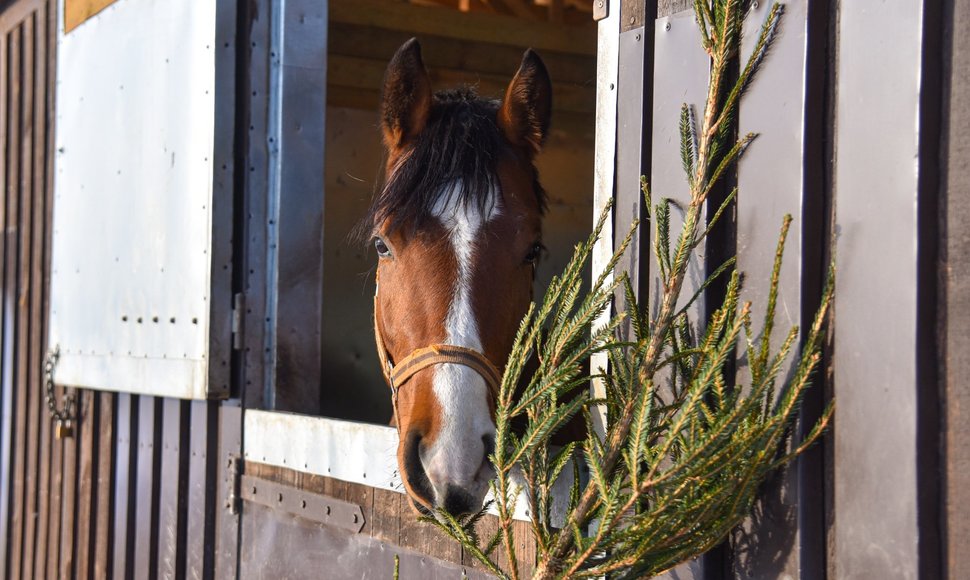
432 3 835 578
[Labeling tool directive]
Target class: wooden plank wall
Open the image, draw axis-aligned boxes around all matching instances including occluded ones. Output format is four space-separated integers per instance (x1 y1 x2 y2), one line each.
0 3 231 579
243 462 537 579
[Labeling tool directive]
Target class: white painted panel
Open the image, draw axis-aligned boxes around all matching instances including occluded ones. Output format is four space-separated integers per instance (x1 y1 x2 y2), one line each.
244 410 575 524
49 0 217 399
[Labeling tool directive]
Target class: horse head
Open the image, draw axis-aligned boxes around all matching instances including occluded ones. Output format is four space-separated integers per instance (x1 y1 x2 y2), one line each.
362 38 551 516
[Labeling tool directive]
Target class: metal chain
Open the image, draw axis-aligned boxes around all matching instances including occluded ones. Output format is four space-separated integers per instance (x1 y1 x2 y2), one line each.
44 346 76 423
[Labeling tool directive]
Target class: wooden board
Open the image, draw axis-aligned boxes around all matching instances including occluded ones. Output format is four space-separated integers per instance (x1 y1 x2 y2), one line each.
92 393 115 579
331 0 595 56
63 0 118 33
243 461 537 576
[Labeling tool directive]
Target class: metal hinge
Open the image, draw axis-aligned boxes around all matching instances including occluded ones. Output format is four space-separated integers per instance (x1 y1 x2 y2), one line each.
226 454 244 514
593 0 609 21
231 293 245 350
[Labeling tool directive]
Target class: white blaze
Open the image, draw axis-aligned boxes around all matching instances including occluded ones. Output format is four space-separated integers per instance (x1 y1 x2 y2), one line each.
422 185 500 503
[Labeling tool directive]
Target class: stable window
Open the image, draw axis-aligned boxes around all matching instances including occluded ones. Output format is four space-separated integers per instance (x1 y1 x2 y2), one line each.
245 0 598 423
238 0 596 526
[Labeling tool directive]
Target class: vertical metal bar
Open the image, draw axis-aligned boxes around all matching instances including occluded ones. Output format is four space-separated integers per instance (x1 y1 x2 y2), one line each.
207 0 238 400
242 0 269 412
132 396 161 579
156 398 189 580
942 0 970 576
19 13 40 578
111 392 136 579
613 0 653 330
262 0 284 410
33 5 56 574
184 400 216 579
832 1 936 577
648 9 710 580
0 20 12 577
589 0 619 437
4 23 24 580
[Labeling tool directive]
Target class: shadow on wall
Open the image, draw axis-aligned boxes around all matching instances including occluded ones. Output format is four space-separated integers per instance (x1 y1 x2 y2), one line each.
320 106 594 424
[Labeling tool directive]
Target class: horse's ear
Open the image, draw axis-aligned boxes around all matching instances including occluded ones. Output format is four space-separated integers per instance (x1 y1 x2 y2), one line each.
381 38 432 151
498 49 552 156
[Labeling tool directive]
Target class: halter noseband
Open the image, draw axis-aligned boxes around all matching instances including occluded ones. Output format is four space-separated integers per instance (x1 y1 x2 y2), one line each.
373 273 502 422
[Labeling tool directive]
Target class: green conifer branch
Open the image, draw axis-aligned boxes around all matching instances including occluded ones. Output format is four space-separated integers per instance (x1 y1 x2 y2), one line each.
421 2 835 577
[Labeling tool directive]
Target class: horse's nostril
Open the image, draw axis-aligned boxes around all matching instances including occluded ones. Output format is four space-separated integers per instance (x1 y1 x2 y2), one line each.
403 430 434 508
482 434 495 459
443 485 477 515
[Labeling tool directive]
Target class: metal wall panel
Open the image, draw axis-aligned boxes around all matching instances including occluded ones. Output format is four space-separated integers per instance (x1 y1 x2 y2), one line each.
648 9 711 580
833 2 931 578
734 0 826 577
49 0 219 399
267 0 328 412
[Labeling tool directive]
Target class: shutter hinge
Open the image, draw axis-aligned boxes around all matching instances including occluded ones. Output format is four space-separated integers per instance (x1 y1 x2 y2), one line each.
231 293 245 350
593 0 609 21
226 454 243 514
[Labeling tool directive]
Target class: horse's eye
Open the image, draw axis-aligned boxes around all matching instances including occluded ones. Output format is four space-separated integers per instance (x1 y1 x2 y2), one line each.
524 242 544 265
374 237 392 258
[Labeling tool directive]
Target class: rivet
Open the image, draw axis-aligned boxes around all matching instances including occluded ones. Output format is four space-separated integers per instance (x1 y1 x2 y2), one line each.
596 0 603 7
752 1 760 8
635 33 641 41
665 21 671 31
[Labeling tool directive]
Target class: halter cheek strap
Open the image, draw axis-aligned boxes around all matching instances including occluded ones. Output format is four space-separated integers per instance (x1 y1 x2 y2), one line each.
373 271 502 419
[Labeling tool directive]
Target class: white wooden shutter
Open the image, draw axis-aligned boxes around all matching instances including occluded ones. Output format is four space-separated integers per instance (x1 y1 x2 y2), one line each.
48 0 226 399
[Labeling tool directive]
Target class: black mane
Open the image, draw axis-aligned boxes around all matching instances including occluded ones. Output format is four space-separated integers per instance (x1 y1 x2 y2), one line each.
359 88 546 240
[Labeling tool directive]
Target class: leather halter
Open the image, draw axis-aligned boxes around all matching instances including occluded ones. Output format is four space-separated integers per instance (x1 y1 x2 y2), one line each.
373 272 502 422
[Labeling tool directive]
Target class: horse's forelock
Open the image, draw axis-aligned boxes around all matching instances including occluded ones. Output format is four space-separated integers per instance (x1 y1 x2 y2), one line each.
358 88 546 242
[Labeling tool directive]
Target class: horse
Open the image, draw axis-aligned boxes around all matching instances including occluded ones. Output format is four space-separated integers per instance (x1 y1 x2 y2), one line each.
361 38 552 516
